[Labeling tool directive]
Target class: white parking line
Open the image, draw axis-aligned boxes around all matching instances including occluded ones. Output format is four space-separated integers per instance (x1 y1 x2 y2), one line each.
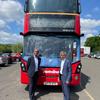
80 84 95 100
83 89 95 100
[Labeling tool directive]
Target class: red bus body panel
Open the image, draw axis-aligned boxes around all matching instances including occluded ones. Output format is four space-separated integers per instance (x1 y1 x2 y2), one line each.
75 15 80 36
24 14 29 34
21 12 81 86
20 60 81 86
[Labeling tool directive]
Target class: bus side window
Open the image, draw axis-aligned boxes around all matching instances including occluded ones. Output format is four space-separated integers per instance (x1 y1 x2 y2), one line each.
73 41 77 62
24 0 29 12
72 40 80 62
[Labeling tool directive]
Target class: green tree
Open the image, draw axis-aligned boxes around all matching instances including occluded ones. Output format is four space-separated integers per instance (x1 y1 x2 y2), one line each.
12 43 23 53
0 44 12 53
85 36 100 52
0 44 5 52
0 43 23 53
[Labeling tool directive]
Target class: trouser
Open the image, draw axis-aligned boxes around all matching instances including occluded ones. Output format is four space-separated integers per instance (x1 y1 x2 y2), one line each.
60 74 70 100
29 72 38 100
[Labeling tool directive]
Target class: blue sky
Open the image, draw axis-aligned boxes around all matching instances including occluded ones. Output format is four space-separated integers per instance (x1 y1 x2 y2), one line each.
80 0 100 45
81 0 100 19
0 0 100 45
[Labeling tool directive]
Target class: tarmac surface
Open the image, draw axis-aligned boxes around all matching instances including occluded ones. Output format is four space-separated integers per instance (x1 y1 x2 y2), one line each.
0 57 100 100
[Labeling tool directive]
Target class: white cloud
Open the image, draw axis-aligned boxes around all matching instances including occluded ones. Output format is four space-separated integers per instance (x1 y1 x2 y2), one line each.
0 0 23 24
81 33 94 46
85 33 94 38
0 19 6 29
85 14 92 18
81 18 100 29
0 19 10 30
80 18 100 45
0 0 24 44
0 31 23 44
81 18 100 36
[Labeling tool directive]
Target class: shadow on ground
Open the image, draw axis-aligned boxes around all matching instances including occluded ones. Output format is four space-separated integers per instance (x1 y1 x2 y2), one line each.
24 72 90 100
25 85 79 100
71 72 91 92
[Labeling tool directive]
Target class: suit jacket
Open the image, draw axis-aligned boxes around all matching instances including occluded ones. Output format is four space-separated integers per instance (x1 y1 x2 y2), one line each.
27 56 41 77
61 59 72 83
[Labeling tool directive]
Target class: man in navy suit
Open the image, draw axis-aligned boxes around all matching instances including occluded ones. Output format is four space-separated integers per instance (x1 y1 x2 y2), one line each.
59 51 72 100
27 48 41 100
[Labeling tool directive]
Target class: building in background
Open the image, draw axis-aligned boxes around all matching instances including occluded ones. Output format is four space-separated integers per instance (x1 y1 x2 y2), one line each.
81 46 91 57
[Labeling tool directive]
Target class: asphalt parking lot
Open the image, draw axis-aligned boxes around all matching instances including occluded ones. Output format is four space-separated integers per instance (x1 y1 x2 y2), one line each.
0 57 100 100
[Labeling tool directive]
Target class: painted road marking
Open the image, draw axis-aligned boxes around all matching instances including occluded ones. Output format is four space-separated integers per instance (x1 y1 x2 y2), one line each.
81 85 95 100
83 89 95 100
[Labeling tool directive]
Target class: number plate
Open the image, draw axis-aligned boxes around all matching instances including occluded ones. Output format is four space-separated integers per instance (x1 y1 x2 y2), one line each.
44 82 58 85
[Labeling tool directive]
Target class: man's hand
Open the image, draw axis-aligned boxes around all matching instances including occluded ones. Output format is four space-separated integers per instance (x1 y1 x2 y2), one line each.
66 80 70 85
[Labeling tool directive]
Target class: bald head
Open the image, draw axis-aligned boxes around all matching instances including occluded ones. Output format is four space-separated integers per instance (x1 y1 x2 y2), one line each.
60 51 67 60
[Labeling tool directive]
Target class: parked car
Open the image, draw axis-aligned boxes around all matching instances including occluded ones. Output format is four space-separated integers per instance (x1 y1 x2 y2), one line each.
2 53 12 64
0 53 8 66
88 52 97 58
88 53 94 58
95 53 100 59
11 53 21 62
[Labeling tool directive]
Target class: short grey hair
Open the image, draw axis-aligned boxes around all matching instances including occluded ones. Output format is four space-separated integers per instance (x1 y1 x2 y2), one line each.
60 51 67 55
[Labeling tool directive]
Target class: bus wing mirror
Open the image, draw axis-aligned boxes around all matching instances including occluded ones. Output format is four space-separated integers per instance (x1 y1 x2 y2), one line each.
80 33 84 37
20 32 24 35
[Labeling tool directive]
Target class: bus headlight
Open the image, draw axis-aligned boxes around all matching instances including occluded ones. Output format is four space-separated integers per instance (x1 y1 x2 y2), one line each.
78 65 81 69
76 64 82 73
21 63 24 67
20 62 26 72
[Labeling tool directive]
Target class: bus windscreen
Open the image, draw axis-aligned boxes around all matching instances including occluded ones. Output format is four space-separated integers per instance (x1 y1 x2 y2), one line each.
24 35 73 67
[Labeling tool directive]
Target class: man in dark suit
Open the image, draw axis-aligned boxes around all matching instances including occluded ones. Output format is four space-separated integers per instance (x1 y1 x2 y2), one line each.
27 48 41 100
59 51 72 100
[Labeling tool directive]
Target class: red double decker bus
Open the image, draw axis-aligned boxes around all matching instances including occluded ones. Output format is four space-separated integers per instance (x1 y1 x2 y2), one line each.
20 0 82 86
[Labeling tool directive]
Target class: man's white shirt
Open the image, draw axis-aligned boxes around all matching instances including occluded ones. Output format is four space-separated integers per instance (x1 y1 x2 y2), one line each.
60 59 66 74
34 55 38 72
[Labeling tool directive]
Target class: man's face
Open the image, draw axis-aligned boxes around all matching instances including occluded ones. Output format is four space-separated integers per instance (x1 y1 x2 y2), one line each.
33 49 39 57
60 53 66 60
